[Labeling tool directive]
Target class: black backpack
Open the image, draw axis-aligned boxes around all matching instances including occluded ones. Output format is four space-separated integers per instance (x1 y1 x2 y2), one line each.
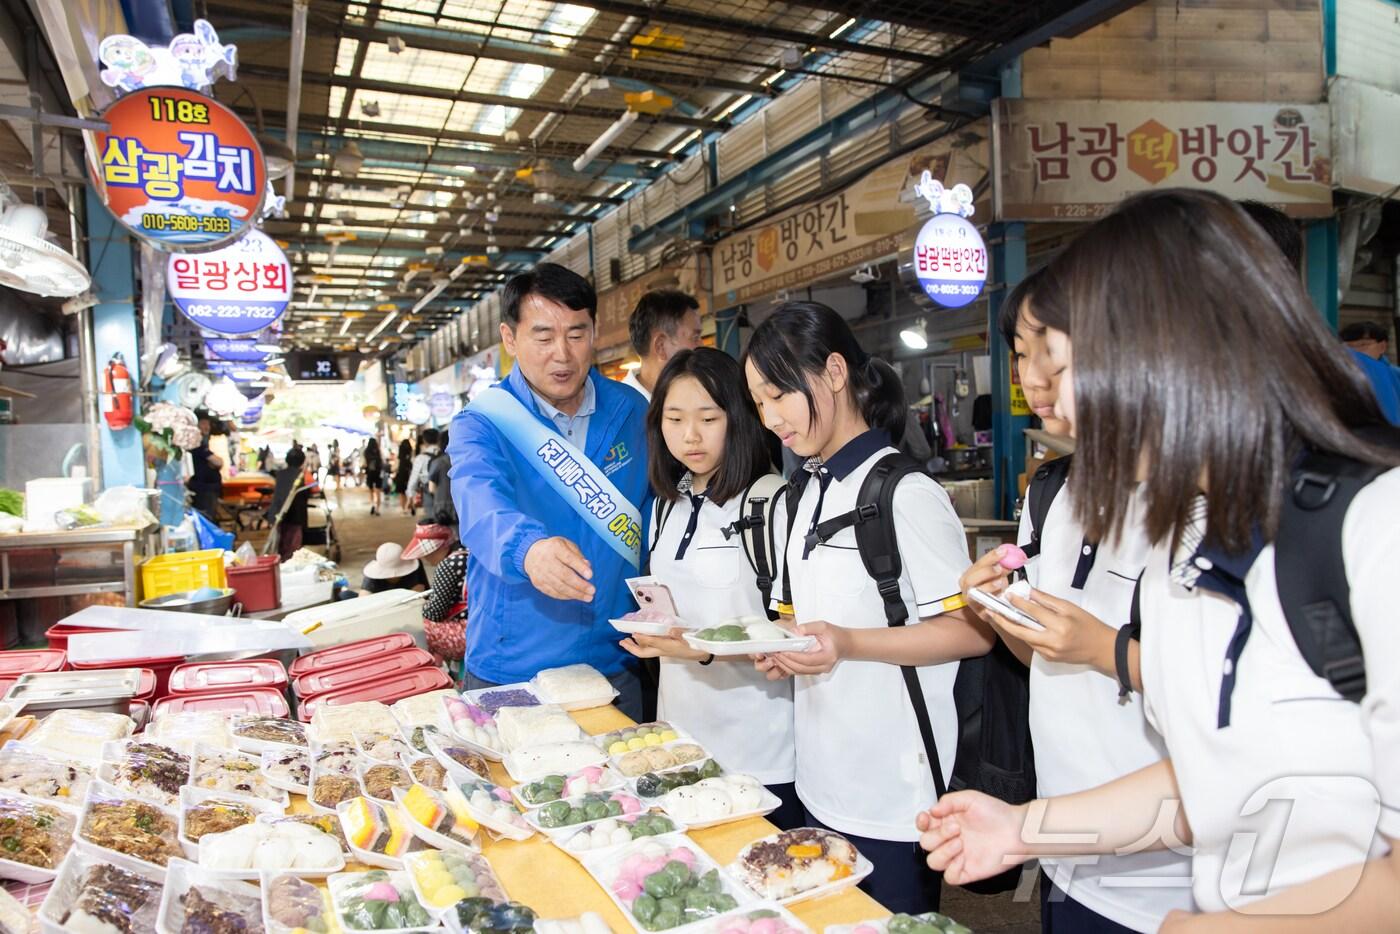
781 452 1036 894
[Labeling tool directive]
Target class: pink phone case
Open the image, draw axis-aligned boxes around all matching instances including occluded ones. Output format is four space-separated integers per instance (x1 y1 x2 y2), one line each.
631 582 679 618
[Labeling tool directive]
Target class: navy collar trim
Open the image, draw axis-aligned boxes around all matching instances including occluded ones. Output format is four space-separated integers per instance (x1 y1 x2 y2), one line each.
820 429 891 481
1193 530 1266 584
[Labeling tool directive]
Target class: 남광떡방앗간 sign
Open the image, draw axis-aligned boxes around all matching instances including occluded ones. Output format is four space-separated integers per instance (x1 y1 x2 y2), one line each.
95 86 267 249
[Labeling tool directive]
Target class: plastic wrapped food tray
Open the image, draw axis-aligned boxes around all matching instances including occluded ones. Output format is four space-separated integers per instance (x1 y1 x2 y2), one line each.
37 842 165 934
154 857 267 934
0 789 78 883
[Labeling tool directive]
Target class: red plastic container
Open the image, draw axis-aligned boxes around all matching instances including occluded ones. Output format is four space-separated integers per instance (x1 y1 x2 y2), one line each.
45 625 124 652
152 688 290 720
0 679 15 698
135 669 157 701
297 667 453 721
226 555 282 613
291 648 434 698
288 633 416 679
0 649 67 677
168 659 288 695
129 700 150 730
70 654 184 697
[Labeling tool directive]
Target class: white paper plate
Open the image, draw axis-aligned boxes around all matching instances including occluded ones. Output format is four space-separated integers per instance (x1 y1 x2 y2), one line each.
682 633 817 656
656 785 782 831
731 853 874 906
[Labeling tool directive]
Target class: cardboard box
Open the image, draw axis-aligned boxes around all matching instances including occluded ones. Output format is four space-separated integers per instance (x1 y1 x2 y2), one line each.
1021 428 1076 495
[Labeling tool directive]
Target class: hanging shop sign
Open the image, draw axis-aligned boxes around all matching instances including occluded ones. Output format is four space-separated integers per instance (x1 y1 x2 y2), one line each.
712 137 988 305
428 391 458 420
910 173 986 309
167 229 291 334
992 99 1332 220
95 86 267 249
98 20 237 94
204 339 270 363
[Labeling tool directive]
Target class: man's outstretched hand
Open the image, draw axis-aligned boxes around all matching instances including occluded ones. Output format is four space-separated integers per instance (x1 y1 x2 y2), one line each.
524 536 595 602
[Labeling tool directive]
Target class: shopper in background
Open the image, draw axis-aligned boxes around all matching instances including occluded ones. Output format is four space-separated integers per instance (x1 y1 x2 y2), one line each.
423 545 469 673
1240 200 1400 425
267 445 310 562
327 440 341 489
306 443 321 483
745 302 992 914
1341 320 1394 362
407 428 440 515
424 430 455 526
622 289 704 402
447 262 650 720
620 347 801 828
187 412 224 520
958 268 1193 933
920 189 1400 928
364 437 385 515
362 541 430 593
394 438 414 513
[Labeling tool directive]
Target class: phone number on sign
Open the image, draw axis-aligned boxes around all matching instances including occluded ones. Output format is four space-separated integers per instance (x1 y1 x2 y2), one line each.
1046 204 1113 219
185 303 282 320
141 213 235 234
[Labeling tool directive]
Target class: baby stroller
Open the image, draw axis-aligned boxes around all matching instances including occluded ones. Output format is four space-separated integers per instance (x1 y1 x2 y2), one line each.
302 489 341 563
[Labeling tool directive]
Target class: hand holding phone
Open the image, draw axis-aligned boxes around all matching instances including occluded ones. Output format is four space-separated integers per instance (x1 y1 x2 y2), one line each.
626 576 680 618
967 586 1046 631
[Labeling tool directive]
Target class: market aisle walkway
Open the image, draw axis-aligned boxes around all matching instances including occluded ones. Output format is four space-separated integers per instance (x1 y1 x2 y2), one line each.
319 484 420 586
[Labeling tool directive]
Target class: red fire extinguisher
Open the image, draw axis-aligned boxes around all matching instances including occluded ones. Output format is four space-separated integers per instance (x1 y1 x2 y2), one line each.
101 352 134 430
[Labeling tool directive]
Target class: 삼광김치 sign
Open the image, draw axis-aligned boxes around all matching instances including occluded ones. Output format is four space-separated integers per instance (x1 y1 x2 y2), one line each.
167 229 291 334
95 86 266 249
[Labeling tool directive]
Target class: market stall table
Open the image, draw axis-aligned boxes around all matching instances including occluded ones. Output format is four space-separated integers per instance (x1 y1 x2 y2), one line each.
2 700 893 930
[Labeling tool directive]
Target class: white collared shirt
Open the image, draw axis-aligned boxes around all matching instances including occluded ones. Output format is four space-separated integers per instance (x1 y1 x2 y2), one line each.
784 433 969 841
650 474 795 784
1020 486 1194 931
527 377 596 448
1139 468 1400 913
621 369 651 403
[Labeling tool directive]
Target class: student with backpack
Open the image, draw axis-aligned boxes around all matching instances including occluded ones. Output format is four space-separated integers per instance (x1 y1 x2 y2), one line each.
619 348 800 828
744 302 994 914
957 267 1193 932
921 190 1400 928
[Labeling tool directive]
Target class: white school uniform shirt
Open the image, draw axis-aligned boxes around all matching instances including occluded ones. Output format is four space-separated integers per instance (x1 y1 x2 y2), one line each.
1139 470 1400 914
784 430 969 841
621 370 652 403
650 473 795 784
1019 485 1194 932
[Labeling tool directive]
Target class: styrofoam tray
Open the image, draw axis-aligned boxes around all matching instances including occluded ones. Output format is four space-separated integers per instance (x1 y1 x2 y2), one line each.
0 739 95 802
195 815 346 880
261 871 340 934
730 853 874 906
176 784 284 858
548 812 686 864
307 759 365 815
328 869 440 933
697 904 812 934
529 677 618 713
403 848 508 918
38 840 165 934
522 789 650 838
357 759 413 805
510 764 625 811
0 789 78 884
260 746 311 795
335 797 418 870
154 857 264 933
390 785 480 854
462 681 541 714
609 616 680 637
581 833 756 934
656 784 782 831
441 703 508 761
228 716 308 756
609 739 712 779
824 914 972 934
591 721 688 754
96 737 195 808
682 632 817 656
446 779 534 841
503 741 609 784
355 730 415 764
423 729 494 783
189 744 290 808
76 780 184 876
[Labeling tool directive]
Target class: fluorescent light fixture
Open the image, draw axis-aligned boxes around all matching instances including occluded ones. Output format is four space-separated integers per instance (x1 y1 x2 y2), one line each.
573 110 639 173
338 318 352 336
900 319 929 350
830 17 858 37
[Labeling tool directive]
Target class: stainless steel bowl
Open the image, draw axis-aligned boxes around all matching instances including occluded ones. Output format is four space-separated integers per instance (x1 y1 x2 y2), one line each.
139 587 237 615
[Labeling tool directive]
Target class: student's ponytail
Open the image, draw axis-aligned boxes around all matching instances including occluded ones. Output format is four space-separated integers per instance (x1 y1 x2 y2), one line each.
745 302 906 442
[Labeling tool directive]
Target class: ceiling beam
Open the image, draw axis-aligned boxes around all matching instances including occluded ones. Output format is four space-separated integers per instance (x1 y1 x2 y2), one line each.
293 170 628 205
268 212 571 238
286 194 598 226
238 64 724 130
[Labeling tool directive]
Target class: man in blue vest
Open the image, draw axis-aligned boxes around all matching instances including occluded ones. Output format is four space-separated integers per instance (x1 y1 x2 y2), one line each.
447 263 650 718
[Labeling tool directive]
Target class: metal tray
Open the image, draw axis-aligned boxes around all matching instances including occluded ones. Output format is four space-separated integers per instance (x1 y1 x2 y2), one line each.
6 668 143 713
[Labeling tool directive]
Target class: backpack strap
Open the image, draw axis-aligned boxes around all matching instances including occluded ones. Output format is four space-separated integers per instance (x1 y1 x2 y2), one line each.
778 469 814 614
645 497 678 573
1021 455 1072 561
722 473 788 619
1275 447 1387 702
852 452 949 798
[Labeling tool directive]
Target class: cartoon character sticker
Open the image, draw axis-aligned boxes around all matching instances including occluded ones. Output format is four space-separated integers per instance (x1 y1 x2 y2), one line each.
100 19 237 94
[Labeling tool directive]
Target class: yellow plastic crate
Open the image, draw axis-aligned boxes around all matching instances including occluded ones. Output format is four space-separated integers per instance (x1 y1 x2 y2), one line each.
140 549 228 600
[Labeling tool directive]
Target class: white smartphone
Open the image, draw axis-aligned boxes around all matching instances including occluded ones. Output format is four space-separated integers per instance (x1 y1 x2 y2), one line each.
968 587 1046 631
